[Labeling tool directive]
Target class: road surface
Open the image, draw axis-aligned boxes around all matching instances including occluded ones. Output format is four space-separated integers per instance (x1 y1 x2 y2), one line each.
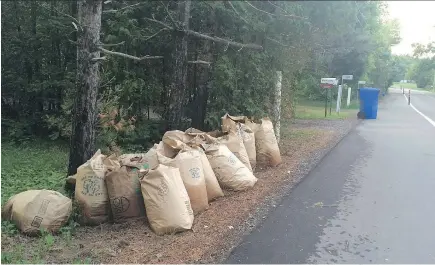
226 90 435 263
408 90 435 122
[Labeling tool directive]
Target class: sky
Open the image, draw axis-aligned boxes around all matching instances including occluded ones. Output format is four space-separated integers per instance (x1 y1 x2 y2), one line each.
388 1 435 55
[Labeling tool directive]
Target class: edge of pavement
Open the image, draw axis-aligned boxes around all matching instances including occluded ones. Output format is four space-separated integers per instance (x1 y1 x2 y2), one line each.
213 114 364 263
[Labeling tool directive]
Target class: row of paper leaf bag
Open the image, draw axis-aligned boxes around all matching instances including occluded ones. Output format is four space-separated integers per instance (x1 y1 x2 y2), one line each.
2 115 281 236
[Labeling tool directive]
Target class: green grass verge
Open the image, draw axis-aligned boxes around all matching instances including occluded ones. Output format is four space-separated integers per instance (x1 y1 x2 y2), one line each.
1 140 69 204
1 141 85 264
295 99 358 120
392 82 435 92
392 82 418 89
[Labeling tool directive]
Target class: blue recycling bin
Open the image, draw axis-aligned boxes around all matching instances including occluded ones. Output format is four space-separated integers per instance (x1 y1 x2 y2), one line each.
359 87 380 119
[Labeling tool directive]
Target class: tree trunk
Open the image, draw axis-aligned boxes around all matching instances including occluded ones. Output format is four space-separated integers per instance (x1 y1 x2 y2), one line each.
191 6 217 131
191 41 213 130
66 0 102 189
273 71 282 143
167 0 191 130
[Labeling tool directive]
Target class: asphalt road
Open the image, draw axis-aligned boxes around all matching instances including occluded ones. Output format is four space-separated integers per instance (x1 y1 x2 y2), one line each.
226 91 435 263
410 92 435 122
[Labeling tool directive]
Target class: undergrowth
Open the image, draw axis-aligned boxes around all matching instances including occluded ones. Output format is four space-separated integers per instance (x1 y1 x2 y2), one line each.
1 140 69 204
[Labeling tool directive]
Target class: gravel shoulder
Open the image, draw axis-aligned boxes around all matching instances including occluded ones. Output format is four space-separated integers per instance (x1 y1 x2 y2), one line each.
1 117 359 264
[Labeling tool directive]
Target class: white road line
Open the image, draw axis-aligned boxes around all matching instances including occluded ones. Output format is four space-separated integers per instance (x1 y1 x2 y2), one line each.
403 94 435 128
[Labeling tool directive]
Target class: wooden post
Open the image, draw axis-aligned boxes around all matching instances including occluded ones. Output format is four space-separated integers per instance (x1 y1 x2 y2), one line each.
324 88 327 118
408 89 411 105
273 71 282 143
329 88 332 115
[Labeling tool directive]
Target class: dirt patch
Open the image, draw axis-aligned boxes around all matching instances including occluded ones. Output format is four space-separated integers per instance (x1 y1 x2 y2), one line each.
1 120 352 264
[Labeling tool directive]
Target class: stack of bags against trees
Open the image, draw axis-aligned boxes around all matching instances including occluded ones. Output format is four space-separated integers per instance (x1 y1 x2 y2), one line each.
221 114 257 170
74 150 112 225
139 163 194 235
72 145 194 235
2 189 72 235
58 112 280 235
183 128 258 191
221 113 282 168
122 135 201 234
74 148 155 225
162 130 224 201
193 119 253 173
157 148 209 214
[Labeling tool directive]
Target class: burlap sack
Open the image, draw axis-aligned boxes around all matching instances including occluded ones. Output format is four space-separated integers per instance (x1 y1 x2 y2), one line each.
203 143 257 191
162 130 194 150
140 164 194 235
75 150 110 225
255 118 282 167
157 150 209 214
2 190 72 235
238 123 256 170
105 166 145 223
185 128 205 135
245 119 261 134
104 154 121 170
191 146 224 201
221 113 246 133
184 128 211 147
66 175 76 185
217 131 253 172
155 141 178 158
118 147 160 170
207 130 224 138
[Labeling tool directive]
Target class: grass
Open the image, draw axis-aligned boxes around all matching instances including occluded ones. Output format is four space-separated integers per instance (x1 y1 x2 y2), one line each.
1 140 80 263
391 82 434 91
391 82 435 92
1 226 85 264
392 82 418 89
295 99 358 120
1 140 69 204
1 140 83 263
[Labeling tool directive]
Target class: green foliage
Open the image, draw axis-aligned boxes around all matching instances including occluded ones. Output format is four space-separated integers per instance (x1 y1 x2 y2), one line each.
1 140 69 204
399 41 435 90
1 244 26 264
392 82 417 89
390 55 416 82
2 221 19 236
295 100 356 120
2 0 402 146
407 58 435 89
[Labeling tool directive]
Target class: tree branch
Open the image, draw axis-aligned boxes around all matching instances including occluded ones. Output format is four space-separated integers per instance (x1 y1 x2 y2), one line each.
99 41 125 47
99 48 163 60
144 17 174 30
266 0 306 19
144 17 263 50
160 1 179 29
144 28 169 41
266 37 297 49
244 1 306 20
186 29 263 50
68 39 78 45
188 60 211 65
39 4 81 27
103 3 144 14
227 1 250 25
91 57 107 62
